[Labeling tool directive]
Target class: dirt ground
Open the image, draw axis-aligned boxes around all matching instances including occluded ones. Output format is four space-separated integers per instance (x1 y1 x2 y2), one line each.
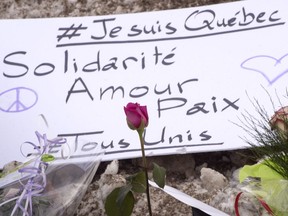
0 0 238 19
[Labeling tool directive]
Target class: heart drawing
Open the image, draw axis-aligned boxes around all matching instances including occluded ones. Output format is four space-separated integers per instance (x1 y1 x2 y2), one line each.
240 53 288 85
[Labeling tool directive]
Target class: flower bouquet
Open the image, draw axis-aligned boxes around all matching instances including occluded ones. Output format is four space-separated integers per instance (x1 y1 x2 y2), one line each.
235 103 288 216
0 132 103 216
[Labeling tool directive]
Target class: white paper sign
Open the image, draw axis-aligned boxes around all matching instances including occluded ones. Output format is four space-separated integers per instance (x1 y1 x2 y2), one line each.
0 0 288 167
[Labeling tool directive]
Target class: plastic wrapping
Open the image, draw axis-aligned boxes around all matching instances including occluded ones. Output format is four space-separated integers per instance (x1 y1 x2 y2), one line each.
0 132 104 216
239 161 288 215
1 161 103 215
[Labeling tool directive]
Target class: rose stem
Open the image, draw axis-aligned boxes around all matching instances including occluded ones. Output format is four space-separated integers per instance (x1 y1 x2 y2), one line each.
138 130 153 216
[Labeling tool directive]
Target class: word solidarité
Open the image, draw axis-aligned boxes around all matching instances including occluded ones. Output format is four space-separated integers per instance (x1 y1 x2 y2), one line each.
2 46 175 78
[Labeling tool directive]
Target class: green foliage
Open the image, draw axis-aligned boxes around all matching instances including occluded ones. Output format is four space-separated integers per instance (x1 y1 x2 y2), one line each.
116 185 133 206
105 171 146 216
238 99 288 179
105 163 166 216
127 171 146 193
41 154 55 162
105 187 135 216
153 163 166 189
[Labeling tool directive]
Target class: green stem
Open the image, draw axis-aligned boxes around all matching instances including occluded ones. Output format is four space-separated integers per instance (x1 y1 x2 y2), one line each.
138 130 152 216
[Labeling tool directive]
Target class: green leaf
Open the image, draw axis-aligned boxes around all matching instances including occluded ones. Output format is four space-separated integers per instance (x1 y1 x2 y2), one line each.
153 162 166 189
105 187 135 216
41 154 55 162
116 185 132 206
129 171 146 193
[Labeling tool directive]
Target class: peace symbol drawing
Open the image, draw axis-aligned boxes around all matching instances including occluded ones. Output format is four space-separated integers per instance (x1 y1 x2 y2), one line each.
0 87 38 113
241 53 288 85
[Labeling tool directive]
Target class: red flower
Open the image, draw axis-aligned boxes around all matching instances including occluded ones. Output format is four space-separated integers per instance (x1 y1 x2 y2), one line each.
124 103 148 131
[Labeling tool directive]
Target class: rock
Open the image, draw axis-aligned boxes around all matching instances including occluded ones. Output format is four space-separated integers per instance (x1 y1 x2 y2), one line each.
200 167 228 191
229 150 255 167
195 162 208 175
103 160 119 175
134 154 195 178
232 168 241 182
75 160 127 216
96 160 126 211
98 160 125 198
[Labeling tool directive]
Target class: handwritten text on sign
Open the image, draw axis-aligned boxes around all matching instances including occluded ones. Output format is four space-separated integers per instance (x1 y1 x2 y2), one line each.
0 0 288 166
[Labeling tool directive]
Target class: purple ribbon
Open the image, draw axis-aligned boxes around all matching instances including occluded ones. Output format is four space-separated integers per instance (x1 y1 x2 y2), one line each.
11 131 67 216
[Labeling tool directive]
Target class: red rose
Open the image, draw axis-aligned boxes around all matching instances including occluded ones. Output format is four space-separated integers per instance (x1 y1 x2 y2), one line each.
124 102 149 131
270 106 288 132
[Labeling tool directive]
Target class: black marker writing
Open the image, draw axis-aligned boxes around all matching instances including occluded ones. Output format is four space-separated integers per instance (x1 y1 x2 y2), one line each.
65 78 198 103
2 46 176 78
57 24 88 42
157 96 240 118
55 6 283 47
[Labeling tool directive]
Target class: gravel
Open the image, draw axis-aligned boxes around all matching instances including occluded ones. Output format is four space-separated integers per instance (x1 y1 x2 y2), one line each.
75 151 265 216
0 0 237 19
